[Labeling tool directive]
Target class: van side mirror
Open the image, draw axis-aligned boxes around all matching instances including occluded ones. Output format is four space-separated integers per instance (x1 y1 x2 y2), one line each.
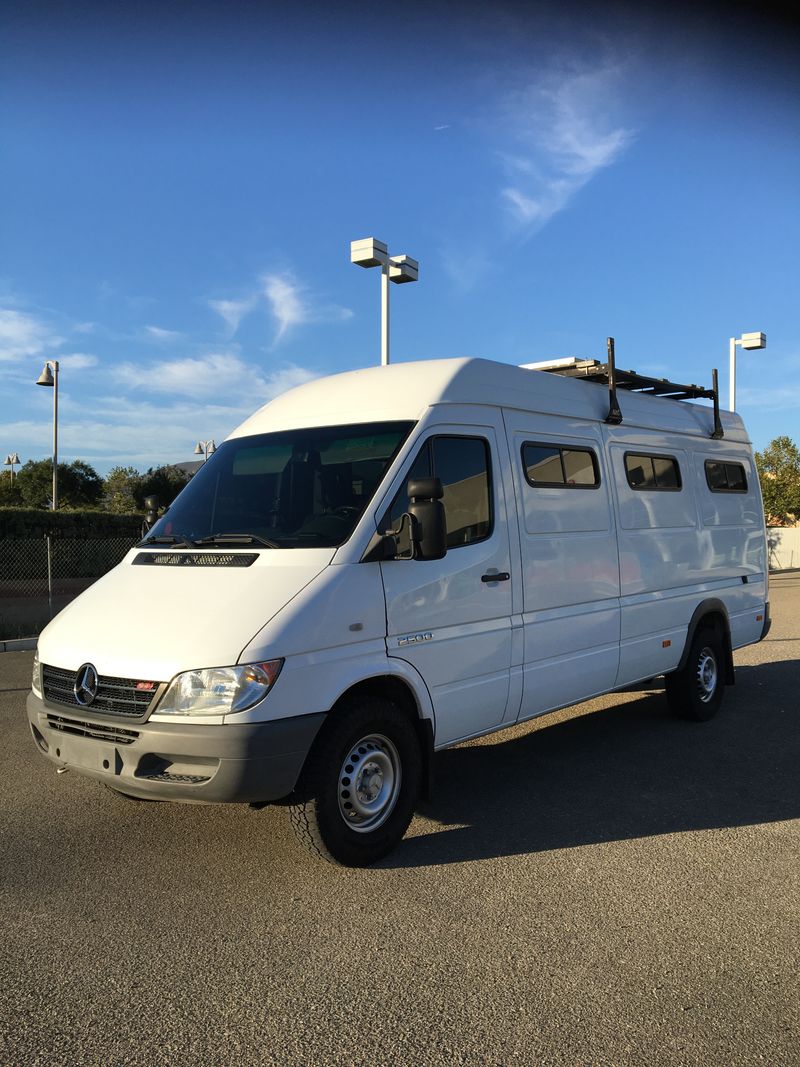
360 477 447 564
407 477 447 561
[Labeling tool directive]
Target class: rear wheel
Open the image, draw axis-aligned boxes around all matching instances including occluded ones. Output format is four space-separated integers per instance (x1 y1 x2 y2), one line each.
665 626 725 721
288 697 421 866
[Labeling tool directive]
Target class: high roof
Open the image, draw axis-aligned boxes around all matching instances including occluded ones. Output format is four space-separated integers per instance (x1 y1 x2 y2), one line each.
228 357 749 444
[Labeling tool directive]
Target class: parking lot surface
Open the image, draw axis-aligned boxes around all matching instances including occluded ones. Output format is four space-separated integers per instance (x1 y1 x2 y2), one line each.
1 575 798 1066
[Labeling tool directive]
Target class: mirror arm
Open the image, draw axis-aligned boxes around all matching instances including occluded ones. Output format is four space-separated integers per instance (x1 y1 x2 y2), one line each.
361 529 397 563
360 513 420 563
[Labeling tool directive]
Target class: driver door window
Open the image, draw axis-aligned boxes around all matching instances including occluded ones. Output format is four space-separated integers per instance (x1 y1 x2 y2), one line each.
384 435 492 548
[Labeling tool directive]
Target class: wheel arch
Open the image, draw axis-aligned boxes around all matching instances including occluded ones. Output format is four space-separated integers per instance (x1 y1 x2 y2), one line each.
676 599 735 685
315 672 435 801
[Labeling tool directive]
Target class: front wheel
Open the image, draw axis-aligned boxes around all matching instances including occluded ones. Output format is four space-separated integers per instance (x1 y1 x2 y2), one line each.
665 626 725 721
288 697 421 866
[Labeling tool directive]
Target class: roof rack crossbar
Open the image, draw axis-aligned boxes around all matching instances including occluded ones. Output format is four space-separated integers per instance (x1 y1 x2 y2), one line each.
536 339 724 439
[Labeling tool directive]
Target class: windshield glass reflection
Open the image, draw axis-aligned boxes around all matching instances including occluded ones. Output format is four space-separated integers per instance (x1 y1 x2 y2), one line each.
144 422 413 549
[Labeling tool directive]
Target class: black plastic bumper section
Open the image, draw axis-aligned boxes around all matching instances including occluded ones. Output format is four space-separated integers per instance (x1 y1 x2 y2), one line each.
761 601 772 641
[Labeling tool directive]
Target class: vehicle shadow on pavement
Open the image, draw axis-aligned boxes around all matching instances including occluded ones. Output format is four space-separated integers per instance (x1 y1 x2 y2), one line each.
385 659 800 869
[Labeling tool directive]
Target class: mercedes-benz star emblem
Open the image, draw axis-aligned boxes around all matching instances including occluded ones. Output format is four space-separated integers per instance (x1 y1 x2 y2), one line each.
74 663 99 706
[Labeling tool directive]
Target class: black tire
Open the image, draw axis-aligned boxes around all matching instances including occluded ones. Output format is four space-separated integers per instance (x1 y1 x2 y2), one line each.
665 625 725 721
288 697 421 867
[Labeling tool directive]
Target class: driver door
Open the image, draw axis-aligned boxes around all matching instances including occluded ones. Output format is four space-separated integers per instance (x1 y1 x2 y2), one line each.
380 425 514 746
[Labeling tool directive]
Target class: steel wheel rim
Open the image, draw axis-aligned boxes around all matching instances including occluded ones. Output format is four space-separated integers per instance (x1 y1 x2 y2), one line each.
695 647 718 703
337 733 401 833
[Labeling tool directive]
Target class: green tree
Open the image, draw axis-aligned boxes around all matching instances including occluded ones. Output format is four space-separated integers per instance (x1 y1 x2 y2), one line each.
755 435 800 525
135 465 192 509
0 470 23 506
16 458 104 509
104 465 141 514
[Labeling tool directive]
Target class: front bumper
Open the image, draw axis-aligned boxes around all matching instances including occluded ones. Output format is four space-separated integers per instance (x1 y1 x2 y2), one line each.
27 693 325 804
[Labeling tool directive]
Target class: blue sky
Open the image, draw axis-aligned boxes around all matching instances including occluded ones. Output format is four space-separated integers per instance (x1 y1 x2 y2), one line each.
2 0 798 475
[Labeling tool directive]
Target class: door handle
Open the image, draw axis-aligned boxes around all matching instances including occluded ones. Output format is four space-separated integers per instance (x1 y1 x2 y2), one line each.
481 571 510 583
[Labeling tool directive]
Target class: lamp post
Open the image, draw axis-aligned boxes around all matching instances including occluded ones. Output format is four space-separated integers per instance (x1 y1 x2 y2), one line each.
194 439 216 463
35 360 60 510
3 452 21 484
729 331 766 411
350 237 419 365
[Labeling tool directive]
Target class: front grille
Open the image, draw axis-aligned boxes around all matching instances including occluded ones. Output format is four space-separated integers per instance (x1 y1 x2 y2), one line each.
46 713 140 745
42 664 162 719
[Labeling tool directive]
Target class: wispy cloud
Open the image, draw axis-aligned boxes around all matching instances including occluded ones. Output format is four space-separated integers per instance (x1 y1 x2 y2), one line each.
114 351 317 401
59 352 98 370
263 275 306 342
439 241 493 293
262 272 353 344
0 308 64 361
208 297 257 337
145 325 183 341
498 63 635 233
738 384 800 412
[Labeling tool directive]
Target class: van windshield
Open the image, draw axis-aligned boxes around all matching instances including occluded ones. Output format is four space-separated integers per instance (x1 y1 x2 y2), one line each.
142 422 414 549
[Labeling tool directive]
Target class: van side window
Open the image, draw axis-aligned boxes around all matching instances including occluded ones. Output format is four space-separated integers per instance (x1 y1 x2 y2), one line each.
624 452 682 491
522 443 599 488
385 436 492 548
705 460 747 493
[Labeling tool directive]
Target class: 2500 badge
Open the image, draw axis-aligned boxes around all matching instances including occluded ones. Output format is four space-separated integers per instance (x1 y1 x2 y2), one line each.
397 632 433 647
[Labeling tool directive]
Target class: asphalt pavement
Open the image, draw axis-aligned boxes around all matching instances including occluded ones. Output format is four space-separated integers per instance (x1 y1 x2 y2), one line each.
1 576 798 1066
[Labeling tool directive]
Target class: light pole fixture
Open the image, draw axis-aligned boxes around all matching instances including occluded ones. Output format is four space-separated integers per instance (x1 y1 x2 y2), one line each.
3 452 21 484
194 439 216 462
35 360 60 510
350 237 419 366
729 331 766 411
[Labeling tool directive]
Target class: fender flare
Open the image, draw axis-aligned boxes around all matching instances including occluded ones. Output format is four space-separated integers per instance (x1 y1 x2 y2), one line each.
321 658 437 800
676 598 735 685
326 656 436 730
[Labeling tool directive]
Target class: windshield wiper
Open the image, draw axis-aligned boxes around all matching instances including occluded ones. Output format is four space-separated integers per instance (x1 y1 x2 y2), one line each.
139 534 197 549
193 533 282 549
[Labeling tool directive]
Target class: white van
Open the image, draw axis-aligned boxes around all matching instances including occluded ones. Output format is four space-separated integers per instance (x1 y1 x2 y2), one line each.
27 350 770 866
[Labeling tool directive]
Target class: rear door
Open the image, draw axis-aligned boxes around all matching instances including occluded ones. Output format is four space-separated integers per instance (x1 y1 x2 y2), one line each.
380 421 514 746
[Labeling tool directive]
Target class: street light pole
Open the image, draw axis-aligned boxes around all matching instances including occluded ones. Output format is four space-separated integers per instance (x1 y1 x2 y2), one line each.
381 260 390 365
36 360 60 510
351 238 419 366
194 439 216 463
3 453 20 484
728 332 766 411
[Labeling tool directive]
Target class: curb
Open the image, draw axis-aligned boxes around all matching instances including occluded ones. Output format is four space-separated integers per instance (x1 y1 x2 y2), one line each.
0 638 37 654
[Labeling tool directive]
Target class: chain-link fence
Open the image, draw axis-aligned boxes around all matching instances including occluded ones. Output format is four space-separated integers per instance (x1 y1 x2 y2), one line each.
0 536 139 639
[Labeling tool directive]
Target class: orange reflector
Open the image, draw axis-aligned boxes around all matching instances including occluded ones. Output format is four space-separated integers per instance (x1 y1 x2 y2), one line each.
756 614 763 621
662 640 671 648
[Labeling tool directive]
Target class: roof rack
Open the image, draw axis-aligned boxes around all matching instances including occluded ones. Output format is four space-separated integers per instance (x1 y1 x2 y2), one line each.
536 338 724 439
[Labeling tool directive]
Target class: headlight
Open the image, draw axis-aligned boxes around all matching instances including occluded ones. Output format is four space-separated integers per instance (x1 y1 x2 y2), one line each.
31 650 42 698
155 660 283 717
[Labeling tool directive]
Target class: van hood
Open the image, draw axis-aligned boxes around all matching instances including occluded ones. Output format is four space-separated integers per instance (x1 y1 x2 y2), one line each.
36 548 334 681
